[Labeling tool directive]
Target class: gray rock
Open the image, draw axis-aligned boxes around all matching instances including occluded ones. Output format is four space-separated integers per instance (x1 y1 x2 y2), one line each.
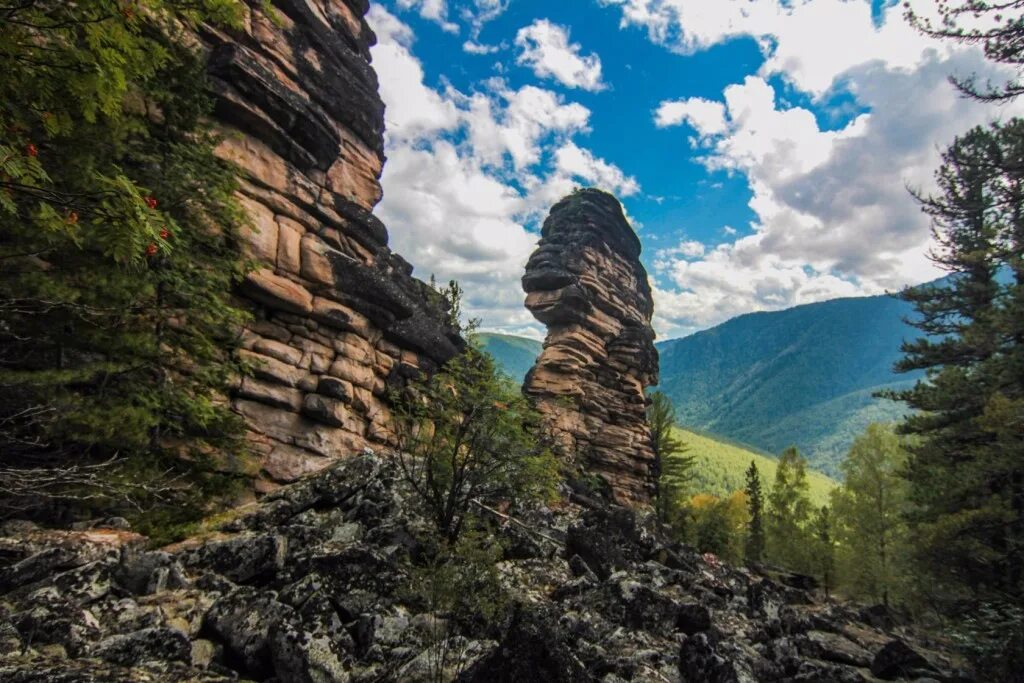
182 533 287 583
90 626 191 666
202 587 293 677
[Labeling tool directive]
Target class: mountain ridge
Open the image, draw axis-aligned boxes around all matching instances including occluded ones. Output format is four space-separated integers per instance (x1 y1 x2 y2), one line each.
479 290 924 476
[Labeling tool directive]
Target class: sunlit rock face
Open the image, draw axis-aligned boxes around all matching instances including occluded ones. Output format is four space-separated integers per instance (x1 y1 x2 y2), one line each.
523 189 659 506
198 1 461 493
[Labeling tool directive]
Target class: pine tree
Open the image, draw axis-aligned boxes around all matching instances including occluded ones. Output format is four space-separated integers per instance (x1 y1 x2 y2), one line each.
810 505 836 598
831 424 910 606
892 122 1024 602
647 391 695 527
0 0 252 528
744 461 766 565
766 446 814 572
905 1 1024 102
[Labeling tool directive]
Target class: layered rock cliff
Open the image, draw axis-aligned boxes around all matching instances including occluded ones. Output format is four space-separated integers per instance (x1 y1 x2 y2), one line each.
523 189 659 506
196 1 461 492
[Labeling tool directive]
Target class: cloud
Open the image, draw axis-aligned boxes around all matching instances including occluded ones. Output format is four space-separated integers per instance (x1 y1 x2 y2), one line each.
463 40 501 55
514 19 607 91
461 0 509 36
654 97 727 133
601 0 944 97
554 142 641 197
367 7 637 335
395 0 459 33
656 239 705 262
598 0 1024 338
649 47 1024 339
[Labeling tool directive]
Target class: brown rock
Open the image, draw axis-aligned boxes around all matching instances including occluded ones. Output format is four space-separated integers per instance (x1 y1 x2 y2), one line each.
328 356 376 390
236 377 303 412
241 269 313 315
300 234 334 285
251 338 304 367
276 216 304 275
302 394 361 431
238 195 279 262
239 350 305 387
262 443 332 483
522 189 659 506
199 0 463 495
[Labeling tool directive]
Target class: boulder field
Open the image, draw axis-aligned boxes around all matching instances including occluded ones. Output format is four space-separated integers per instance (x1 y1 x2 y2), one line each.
0 455 968 682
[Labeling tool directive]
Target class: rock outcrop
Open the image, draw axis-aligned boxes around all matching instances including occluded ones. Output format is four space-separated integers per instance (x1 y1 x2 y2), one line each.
0 454 970 682
523 189 659 506
195 1 461 492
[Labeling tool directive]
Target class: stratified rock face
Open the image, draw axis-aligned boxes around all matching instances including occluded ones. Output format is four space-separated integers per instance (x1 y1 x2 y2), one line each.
196 2 461 492
523 189 659 506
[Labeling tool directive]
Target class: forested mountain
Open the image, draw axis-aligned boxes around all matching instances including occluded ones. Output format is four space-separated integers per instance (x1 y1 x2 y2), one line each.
656 293 923 476
476 332 544 383
480 293 924 477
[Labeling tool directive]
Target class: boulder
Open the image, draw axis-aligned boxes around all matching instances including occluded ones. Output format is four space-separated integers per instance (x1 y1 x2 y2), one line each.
677 602 713 635
870 639 936 679
202 587 293 677
459 608 589 683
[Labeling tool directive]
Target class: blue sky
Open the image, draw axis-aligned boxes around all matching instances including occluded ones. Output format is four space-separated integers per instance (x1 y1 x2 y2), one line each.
366 0 1019 339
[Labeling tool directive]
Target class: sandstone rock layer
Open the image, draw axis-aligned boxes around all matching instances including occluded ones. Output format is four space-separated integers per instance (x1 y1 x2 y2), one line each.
198 1 461 492
523 189 659 505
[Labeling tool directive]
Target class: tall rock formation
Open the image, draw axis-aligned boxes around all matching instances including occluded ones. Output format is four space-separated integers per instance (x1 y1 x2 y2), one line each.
197 2 461 492
523 189 659 505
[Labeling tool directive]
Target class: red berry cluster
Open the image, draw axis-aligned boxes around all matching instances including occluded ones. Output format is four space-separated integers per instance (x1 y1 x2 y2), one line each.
144 196 158 210
25 144 37 158
145 243 158 257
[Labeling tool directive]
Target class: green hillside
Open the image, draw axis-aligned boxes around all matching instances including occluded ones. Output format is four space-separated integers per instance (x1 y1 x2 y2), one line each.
475 332 544 383
677 428 837 506
656 293 924 477
476 292 923 478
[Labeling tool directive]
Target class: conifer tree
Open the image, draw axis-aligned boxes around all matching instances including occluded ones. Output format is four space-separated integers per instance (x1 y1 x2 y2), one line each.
0 0 252 526
892 122 1024 602
766 446 814 572
744 460 766 565
810 505 835 598
647 391 695 527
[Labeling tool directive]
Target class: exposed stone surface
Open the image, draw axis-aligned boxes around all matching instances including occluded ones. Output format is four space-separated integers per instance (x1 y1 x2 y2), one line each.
523 189 659 505
0 455 971 682
197 1 462 493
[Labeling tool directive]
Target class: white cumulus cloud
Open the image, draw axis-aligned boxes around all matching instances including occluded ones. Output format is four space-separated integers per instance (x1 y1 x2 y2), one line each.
366 6 638 335
654 97 728 134
515 19 607 91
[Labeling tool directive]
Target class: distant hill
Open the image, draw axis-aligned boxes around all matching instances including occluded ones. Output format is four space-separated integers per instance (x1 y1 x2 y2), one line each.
676 428 836 506
475 332 543 383
479 291 925 478
656 293 924 476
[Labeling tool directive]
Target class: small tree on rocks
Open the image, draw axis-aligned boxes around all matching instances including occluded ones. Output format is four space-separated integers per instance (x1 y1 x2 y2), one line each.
390 281 559 541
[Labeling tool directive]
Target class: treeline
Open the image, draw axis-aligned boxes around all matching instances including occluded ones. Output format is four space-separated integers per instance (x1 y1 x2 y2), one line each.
652 394 899 599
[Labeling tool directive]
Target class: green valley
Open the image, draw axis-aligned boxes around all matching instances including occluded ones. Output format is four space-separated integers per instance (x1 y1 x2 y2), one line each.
674 428 837 506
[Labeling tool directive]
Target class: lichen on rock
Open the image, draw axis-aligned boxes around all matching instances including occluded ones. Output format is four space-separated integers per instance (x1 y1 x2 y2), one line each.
523 188 660 506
